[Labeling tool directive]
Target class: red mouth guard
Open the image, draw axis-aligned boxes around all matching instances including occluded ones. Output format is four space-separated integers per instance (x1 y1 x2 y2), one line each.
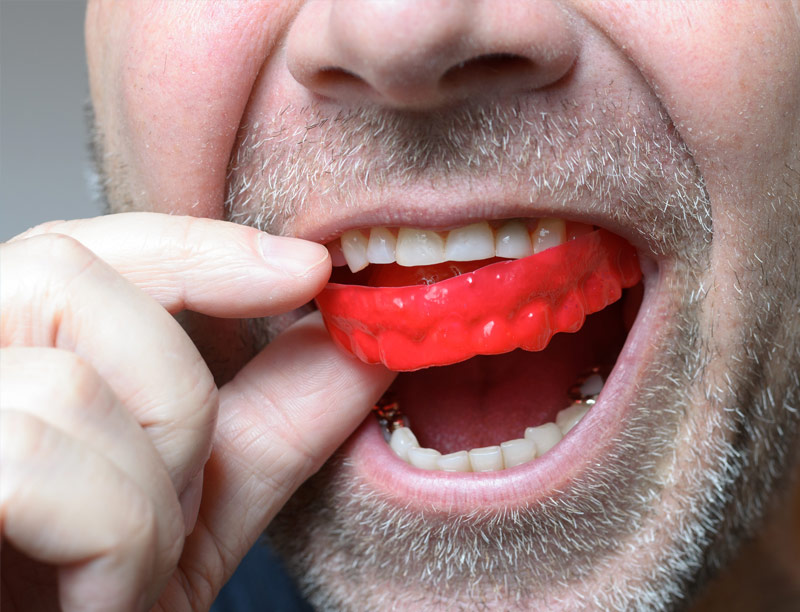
315 229 641 371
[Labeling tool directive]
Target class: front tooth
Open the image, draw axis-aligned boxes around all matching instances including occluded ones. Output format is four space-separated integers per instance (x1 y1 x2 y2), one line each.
437 450 472 472
495 220 533 259
390 427 419 462
556 403 591 435
395 228 446 266
444 222 495 262
468 445 504 471
407 446 441 470
367 227 397 264
340 229 370 272
579 373 604 397
524 423 562 455
532 218 566 254
500 438 537 468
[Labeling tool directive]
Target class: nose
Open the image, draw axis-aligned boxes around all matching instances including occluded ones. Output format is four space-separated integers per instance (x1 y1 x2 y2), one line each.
287 0 579 109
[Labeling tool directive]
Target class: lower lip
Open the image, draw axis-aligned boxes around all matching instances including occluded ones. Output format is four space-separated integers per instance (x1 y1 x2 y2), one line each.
342 255 665 513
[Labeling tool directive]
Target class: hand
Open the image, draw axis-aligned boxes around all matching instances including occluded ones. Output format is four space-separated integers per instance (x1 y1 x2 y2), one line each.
0 213 395 611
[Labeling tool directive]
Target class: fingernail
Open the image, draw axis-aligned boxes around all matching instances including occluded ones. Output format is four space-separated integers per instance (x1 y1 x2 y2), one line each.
259 233 329 276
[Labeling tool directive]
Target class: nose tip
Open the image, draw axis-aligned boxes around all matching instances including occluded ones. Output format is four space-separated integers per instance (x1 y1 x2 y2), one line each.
287 0 579 109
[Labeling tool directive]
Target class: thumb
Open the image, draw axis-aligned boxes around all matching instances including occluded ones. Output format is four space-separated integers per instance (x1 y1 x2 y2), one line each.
175 311 395 601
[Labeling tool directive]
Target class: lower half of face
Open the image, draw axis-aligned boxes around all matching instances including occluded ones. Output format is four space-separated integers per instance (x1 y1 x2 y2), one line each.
87 1 800 609
246 98 796 609
265 230 798 611
245 75 799 612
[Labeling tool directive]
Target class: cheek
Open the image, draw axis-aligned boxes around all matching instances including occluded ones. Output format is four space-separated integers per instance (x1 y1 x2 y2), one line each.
573 1 800 380
96 0 300 217
577 1 800 168
576 1 800 247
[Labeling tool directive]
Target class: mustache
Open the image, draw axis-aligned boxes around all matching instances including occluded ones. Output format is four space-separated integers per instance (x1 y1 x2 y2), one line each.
223 95 711 257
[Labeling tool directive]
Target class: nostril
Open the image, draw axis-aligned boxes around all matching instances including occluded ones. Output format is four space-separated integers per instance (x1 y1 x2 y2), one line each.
440 53 536 90
287 0 579 108
313 67 371 97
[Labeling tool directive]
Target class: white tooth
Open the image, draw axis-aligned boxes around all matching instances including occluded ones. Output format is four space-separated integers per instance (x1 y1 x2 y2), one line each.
444 222 495 262
395 228 446 266
327 240 347 267
437 450 472 472
500 438 537 468
532 218 566 254
366 227 397 264
556 403 591 435
468 445 504 472
495 220 533 259
389 427 419 462
579 373 604 397
524 423 562 456
340 229 369 272
407 446 441 470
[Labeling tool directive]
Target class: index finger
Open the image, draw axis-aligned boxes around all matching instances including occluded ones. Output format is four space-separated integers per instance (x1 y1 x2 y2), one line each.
11 212 331 318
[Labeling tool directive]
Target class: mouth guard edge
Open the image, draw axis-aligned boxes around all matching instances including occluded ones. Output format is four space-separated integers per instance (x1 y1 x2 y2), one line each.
315 229 642 371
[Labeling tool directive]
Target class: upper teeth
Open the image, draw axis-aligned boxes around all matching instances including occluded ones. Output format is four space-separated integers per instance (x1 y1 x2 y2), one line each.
332 218 588 273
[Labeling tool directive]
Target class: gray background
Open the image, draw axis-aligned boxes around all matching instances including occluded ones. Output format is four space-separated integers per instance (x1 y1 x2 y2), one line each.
1 0 99 241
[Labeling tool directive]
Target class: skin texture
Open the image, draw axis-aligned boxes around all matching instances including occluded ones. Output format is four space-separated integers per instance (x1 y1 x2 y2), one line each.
1 1 799 610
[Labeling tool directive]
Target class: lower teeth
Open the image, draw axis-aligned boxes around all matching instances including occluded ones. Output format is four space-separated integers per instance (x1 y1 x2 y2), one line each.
379 370 604 473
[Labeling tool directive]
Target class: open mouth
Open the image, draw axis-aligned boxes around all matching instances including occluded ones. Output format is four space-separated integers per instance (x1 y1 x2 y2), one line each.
315 217 645 483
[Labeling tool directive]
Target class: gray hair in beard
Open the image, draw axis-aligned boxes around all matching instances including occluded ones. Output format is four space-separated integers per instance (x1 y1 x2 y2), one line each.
223 97 799 610
224 95 710 259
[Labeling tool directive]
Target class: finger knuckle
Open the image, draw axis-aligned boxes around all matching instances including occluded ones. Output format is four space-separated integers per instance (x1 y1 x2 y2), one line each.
0 410 58 465
30 232 94 265
1 236 103 346
0 412 59 512
8 349 117 424
19 233 102 287
49 350 113 414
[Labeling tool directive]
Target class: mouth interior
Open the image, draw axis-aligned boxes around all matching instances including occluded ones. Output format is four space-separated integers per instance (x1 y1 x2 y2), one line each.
326 223 644 455
330 257 507 287
390 294 636 454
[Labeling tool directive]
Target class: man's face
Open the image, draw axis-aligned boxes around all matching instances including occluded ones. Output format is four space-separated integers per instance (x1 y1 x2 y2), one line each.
86 1 800 609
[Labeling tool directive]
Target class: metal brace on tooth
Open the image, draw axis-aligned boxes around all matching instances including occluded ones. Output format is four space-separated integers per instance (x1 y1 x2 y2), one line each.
568 366 606 407
373 392 407 432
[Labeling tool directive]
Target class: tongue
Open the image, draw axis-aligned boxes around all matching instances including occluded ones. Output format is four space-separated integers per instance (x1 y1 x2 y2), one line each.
393 300 628 453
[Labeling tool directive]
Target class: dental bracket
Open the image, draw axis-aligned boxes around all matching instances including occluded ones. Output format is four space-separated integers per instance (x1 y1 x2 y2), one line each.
373 393 407 432
568 365 605 406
